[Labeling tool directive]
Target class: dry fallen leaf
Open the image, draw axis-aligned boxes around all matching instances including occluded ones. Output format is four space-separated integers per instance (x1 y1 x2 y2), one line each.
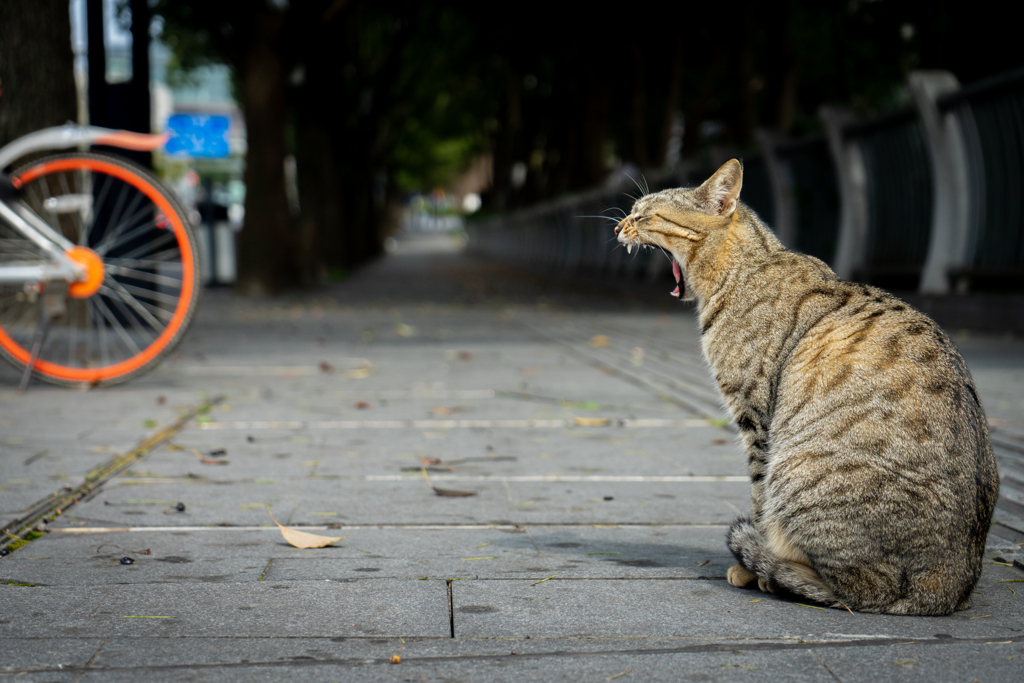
458 351 473 361
432 405 464 415
346 361 374 379
319 361 334 374
574 417 612 427
421 467 477 498
390 655 401 664
434 487 477 498
191 448 229 465
590 335 610 348
354 401 371 410
711 439 728 445
267 508 345 549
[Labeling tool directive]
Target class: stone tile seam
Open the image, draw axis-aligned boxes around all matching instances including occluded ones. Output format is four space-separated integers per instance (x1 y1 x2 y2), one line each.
520 320 725 419
103 475 748 484
0 397 225 556
2 634 1022 674
196 418 715 429
0 577 735 587
48 523 733 533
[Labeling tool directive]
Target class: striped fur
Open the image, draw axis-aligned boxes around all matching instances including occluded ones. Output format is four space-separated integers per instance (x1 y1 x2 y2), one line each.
617 160 999 615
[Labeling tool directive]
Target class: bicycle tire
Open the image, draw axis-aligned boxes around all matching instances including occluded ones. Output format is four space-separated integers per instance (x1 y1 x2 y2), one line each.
0 152 201 387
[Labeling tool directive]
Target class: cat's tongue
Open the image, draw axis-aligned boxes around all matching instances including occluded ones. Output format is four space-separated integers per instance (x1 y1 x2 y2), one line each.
670 259 682 298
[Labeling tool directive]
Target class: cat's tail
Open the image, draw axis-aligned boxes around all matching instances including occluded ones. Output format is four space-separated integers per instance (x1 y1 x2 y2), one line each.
726 516 839 607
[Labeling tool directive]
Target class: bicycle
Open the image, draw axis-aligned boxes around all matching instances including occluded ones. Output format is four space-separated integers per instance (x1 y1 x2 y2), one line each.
0 124 200 390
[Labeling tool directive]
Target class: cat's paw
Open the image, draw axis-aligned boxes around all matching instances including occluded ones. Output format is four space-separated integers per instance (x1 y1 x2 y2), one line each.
758 578 779 594
727 564 758 588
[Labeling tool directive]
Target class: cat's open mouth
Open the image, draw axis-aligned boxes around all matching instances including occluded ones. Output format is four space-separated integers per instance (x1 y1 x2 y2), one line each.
671 258 684 298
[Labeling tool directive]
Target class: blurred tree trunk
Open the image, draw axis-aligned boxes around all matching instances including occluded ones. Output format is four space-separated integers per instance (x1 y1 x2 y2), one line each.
234 11 299 294
486 67 522 212
0 0 77 148
681 49 726 160
735 6 758 148
574 71 608 189
629 44 650 169
653 38 683 169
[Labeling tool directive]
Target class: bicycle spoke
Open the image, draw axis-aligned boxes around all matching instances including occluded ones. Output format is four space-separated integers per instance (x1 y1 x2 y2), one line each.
0 238 44 262
89 298 110 368
83 174 113 246
95 183 130 250
7 298 39 340
96 217 161 257
105 263 183 288
92 294 142 356
105 288 157 348
84 297 93 367
30 176 63 235
93 192 148 254
109 279 183 306
104 255 182 269
100 279 171 330
67 301 78 367
56 171 79 244
116 231 177 261
0 295 27 320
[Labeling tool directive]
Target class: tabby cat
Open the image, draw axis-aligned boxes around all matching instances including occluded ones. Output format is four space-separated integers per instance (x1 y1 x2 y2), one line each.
615 160 998 615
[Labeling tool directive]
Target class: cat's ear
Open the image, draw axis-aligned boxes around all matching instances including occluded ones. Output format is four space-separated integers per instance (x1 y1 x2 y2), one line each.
696 159 743 217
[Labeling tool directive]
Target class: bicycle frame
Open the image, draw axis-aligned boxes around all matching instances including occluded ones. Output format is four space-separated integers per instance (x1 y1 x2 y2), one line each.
0 124 169 287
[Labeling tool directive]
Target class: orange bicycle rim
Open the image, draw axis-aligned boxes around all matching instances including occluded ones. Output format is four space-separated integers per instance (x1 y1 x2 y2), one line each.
0 158 196 382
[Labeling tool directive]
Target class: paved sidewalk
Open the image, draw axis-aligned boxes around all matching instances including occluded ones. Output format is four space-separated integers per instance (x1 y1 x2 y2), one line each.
2 233 1023 681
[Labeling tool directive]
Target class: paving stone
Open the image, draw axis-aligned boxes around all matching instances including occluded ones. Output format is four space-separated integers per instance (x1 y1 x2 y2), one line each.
1 580 450 638
452 563 1024 640
3 236 1024 679
13 638 1024 683
52 478 751 527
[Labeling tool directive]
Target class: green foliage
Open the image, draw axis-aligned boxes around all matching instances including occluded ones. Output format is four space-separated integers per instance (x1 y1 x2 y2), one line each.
383 5 491 191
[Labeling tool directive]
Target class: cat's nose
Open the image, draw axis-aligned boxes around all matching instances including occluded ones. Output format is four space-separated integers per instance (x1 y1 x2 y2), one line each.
615 218 627 234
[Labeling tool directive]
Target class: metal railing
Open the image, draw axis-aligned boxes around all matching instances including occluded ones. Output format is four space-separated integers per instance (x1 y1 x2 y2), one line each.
469 66 1024 294
940 67 1024 289
778 135 841 264
845 109 933 288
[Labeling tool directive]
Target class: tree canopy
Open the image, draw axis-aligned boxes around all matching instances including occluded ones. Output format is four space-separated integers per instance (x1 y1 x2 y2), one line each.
152 0 1021 292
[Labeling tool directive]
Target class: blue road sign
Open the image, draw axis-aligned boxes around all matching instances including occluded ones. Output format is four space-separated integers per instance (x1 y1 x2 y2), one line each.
165 114 231 158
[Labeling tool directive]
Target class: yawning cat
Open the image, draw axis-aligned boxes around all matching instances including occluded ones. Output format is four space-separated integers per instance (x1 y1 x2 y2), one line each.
616 160 998 615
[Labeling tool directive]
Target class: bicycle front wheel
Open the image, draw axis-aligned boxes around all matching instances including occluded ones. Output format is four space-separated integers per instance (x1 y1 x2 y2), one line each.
0 152 200 387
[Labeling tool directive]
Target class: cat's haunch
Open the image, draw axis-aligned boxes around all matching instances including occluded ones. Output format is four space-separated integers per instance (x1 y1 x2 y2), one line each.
618 160 998 615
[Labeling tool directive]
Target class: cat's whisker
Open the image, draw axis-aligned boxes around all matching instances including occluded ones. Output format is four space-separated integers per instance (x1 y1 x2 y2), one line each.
623 172 647 199
577 214 622 225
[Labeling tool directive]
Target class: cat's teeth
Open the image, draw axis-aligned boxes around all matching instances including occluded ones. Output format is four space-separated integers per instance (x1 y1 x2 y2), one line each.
627 244 633 254
670 286 681 298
